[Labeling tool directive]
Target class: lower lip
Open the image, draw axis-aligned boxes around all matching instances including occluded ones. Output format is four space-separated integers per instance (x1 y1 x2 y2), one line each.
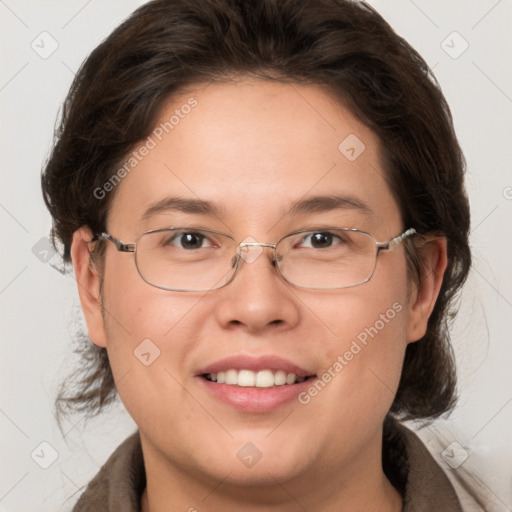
199 377 314 413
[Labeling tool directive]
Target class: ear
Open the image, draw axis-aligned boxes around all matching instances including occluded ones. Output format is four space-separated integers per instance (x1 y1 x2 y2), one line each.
406 237 448 343
70 227 107 348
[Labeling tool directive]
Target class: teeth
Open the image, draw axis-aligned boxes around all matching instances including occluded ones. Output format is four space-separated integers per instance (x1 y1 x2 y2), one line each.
255 370 274 388
238 369 255 387
225 369 238 385
274 370 287 385
207 369 308 388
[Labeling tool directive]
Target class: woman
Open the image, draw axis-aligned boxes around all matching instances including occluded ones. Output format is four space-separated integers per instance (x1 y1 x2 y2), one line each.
42 1 473 510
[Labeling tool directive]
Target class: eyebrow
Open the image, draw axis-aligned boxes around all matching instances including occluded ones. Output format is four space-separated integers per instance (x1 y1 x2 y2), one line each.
288 194 373 217
141 197 220 220
140 193 372 222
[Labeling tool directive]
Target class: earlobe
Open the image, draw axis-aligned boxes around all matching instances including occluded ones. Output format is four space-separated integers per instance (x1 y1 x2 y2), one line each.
406 237 448 343
70 227 108 348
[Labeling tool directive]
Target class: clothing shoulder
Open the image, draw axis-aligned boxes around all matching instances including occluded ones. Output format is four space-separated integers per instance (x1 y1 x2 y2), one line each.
72 432 144 512
398 422 501 512
396 422 463 512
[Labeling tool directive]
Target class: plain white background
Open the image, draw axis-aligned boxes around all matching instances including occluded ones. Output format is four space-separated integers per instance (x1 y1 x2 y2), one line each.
1 1 511 510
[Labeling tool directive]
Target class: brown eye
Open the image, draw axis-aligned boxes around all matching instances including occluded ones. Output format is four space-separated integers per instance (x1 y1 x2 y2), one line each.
299 232 341 249
164 232 211 250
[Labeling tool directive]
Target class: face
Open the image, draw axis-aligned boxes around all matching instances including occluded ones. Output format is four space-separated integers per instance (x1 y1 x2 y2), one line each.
74 79 436 494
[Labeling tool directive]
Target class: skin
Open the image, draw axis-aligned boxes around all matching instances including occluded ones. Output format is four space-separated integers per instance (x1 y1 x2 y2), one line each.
71 79 447 512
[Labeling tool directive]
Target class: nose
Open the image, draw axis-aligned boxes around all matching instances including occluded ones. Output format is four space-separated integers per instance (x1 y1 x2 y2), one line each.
213 244 301 334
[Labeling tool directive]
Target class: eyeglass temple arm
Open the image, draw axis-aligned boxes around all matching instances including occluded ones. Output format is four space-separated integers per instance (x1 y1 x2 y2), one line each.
99 232 135 253
376 228 417 252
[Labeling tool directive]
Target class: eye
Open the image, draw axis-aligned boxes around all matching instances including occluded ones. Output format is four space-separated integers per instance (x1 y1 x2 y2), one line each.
299 231 342 249
168 232 213 250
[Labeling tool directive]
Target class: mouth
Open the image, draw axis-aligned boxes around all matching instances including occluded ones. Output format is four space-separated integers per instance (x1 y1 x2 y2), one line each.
202 369 313 387
197 355 317 412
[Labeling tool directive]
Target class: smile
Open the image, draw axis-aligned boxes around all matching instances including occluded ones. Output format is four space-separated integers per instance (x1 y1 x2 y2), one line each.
198 354 317 412
203 369 312 387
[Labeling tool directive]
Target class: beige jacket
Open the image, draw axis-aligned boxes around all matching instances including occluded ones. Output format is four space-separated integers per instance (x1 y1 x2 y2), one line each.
72 421 464 511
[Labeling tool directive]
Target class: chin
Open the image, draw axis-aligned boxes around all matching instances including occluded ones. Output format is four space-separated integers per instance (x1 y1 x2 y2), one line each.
207 455 310 487
197 433 317 486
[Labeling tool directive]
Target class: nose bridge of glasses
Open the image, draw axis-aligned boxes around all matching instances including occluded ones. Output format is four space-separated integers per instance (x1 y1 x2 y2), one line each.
236 239 277 265
238 242 276 249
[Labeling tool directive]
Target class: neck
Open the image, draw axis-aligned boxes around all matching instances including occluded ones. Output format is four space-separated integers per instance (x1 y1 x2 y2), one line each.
139 432 403 512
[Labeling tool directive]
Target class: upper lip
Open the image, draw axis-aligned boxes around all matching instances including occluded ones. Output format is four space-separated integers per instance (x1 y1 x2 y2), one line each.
197 354 315 378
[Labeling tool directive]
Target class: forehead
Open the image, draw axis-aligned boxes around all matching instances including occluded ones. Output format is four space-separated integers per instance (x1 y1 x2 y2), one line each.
108 79 401 236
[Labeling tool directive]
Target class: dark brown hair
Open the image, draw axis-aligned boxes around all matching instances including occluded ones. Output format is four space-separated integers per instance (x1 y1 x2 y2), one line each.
42 0 471 421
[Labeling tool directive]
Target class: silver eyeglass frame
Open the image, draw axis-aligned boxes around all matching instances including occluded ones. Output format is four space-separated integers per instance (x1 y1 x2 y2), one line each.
93 227 417 292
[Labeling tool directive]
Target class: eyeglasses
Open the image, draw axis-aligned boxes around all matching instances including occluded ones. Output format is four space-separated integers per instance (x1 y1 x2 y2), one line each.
94 227 417 292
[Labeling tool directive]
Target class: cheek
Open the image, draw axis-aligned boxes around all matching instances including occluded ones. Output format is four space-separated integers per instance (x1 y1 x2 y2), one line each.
98 255 212 410
100 250 210 340
302 263 410 414
312 291 408 377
